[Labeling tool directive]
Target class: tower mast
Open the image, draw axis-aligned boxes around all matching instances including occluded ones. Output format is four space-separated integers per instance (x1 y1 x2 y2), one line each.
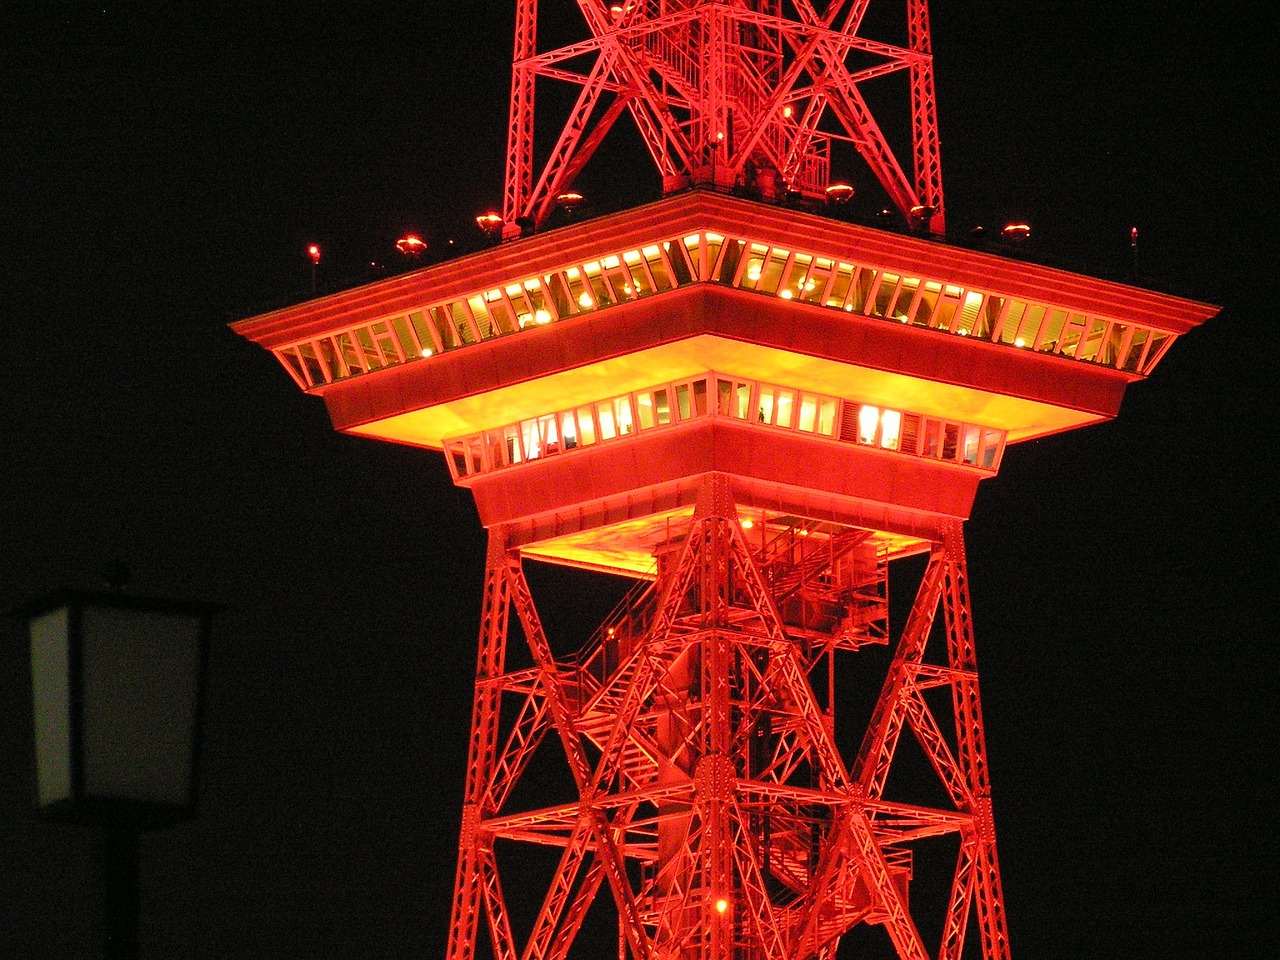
503 0 945 236
233 4 1218 959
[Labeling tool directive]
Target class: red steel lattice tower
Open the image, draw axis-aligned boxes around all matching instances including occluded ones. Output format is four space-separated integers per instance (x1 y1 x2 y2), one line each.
504 0 943 236
233 5 1218 960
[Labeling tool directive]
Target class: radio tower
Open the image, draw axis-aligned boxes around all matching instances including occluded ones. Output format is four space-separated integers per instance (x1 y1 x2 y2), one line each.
233 3 1217 959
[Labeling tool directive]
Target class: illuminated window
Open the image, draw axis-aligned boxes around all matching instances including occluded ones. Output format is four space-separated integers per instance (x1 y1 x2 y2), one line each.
858 405 879 444
798 394 818 433
879 410 901 450
576 406 597 446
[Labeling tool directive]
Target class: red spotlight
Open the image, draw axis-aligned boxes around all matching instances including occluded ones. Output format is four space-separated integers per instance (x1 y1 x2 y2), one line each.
396 234 427 258
825 182 854 204
307 243 321 264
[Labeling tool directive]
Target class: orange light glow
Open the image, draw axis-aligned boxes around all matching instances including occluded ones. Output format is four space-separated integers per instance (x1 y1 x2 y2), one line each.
1002 223 1031 241
825 182 854 204
307 244 321 264
715 898 728 914
396 234 427 256
475 212 503 232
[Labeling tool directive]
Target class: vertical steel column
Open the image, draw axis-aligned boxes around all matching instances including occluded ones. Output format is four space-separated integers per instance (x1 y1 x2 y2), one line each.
695 478 736 960
446 529 512 960
504 0 538 224
942 521 1010 960
906 0 945 233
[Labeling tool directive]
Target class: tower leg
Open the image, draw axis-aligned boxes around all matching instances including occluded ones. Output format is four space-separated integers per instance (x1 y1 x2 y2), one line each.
446 530 513 960
444 499 1013 960
941 523 1010 960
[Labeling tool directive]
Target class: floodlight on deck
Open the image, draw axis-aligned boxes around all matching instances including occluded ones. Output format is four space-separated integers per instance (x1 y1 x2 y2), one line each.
396 234 426 257
1002 222 1032 241
825 182 855 204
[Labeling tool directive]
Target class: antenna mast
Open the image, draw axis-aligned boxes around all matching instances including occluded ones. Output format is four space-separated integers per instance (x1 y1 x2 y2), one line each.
504 0 944 235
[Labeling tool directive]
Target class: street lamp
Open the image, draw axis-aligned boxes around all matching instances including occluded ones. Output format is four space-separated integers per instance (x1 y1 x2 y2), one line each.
23 591 215 959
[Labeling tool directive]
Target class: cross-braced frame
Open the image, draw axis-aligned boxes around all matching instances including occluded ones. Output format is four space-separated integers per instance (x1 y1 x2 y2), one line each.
505 0 945 235
446 477 1009 960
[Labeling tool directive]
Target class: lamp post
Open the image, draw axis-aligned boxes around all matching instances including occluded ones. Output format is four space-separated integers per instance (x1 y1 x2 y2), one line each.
22 591 214 960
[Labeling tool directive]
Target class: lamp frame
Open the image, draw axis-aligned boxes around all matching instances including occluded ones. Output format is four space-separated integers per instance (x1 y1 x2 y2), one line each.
22 590 215 832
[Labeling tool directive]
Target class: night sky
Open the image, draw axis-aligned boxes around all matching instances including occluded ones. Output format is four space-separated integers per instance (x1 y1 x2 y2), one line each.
1 3 1270 958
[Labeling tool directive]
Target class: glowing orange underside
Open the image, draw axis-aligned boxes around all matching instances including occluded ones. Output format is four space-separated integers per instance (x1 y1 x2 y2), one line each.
346 334 1099 450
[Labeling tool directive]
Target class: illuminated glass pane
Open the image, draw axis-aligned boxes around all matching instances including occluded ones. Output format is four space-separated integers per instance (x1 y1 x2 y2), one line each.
1057 315 1088 357
858 405 879 444
644 246 675 292
615 396 634 435
782 254 812 301
576 407 597 445
665 241 695 285
716 379 733 416
798 394 818 433
998 300 1026 345
561 413 579 449
956 292 985 336
625 253 654 297
356 328 386 368
1075 318 1109 362
774 388 794 427
652 388 672 425
1017 304 1047 349
1139 332 1170 373
521 418 542 458
429 306 460 348
889 276 919 321
758 385 775 424
544 274 574 318
942 423 959 460
636 392 655 430
596 401 617 440
827 263 854 307
803 258 833 304
817 398 837 436
880 410 902 449
873 274 901 317
759 249 789 294
691 378 708 416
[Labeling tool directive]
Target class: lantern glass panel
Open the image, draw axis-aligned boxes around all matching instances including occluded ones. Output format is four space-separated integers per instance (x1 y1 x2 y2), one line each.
80 607 202 806
30 607 72 807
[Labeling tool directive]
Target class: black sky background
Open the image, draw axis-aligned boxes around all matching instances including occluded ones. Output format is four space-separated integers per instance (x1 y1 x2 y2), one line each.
1 2 1272 957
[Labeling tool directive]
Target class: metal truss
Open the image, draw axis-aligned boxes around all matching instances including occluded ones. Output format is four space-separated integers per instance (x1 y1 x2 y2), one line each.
445 479 1009 960
503 0 946 235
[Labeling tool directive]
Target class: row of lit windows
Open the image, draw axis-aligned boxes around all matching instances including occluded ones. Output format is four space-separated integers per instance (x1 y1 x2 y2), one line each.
442 372 1006 481
273 229 1174 391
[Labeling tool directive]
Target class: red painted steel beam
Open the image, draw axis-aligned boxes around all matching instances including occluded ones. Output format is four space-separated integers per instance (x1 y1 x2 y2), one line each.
443 477 1014 960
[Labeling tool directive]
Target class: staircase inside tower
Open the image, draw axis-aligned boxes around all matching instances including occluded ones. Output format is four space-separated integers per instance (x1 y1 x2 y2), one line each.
482 510 944 960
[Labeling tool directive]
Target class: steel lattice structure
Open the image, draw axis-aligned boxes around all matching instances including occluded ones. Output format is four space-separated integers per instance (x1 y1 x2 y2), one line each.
444 477 1010 960
504 0 944 235
233 9 1217 952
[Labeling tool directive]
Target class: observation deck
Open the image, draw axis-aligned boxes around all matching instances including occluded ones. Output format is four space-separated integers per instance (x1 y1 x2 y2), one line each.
233 191 1215 573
